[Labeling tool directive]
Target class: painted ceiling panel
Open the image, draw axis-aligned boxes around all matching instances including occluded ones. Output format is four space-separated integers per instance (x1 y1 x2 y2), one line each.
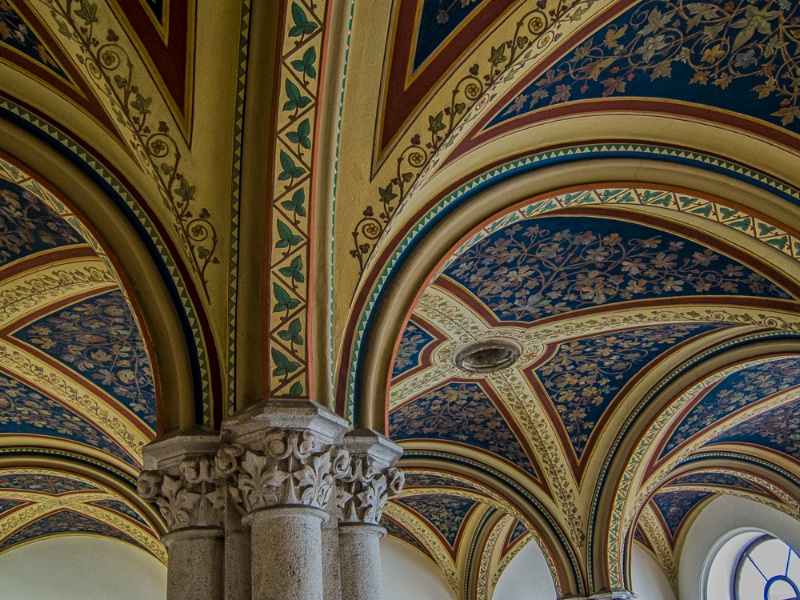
651 488 713 538
0 472 99 494
709 398 800 461
660 356 800 459
396 493 478 549
669 471 762 492
142 0 165 25
0 469 163 561
0 509 143 552
0 370 137 466
403 470 483 492
0 177 85 267
508 519 527 546
483 0 800 136
532 322 730 459
13 289 157 428
90 498 150 527
379 0 516 154
384 515 431 556
0 497 24 516
441 215 791 323
389 380 539 478
392 319 438 379
413 0 486 73
0 0 67 79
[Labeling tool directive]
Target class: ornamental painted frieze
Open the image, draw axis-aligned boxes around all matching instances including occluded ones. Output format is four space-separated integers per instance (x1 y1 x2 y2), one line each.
266 0 327 398
38 0 218 296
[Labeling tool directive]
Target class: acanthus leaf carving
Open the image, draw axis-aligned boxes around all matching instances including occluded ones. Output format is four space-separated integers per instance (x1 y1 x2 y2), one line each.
216 428 348 513
136 455 225 531
337 455 404 525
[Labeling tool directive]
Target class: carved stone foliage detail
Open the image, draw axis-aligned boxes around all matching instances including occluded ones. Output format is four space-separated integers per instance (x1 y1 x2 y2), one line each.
337 456 404 525
216 430 349 513
137 456 225 531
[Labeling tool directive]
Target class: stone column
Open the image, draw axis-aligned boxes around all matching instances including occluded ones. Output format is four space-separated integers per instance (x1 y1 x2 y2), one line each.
224 491 250 600
137 431 225 600
215 400 349 600
321 494 343 600
336 429 404 600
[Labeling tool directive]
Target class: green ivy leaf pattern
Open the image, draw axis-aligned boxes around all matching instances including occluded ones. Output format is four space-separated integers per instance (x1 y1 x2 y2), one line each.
287 119 311 151
288 2 318 39
283 79 312 112
269 1 322 397
291 47 317 80
281 188 307 218
271 348 300 377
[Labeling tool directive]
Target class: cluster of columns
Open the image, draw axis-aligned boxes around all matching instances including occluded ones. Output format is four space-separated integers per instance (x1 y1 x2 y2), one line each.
137 400 403 600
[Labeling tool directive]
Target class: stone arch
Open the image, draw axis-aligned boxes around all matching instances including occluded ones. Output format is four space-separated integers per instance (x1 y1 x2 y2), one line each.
346 151 800 432
0 116 202 430
593 338 800 592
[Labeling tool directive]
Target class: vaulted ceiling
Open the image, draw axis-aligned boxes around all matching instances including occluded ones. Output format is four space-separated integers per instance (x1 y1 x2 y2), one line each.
2 0 800 598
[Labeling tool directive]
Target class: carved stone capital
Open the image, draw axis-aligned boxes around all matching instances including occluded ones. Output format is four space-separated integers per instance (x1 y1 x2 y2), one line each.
336 429 403 525
137 430 225 532
214 400 350 514
216 430 349 513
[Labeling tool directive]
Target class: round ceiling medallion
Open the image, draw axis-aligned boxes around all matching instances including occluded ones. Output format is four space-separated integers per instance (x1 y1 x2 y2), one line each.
454 338 522 374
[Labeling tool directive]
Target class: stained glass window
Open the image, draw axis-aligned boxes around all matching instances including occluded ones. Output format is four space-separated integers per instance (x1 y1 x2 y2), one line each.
735 536 800 600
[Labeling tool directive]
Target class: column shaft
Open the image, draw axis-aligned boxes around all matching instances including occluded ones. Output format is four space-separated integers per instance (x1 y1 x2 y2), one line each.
247 506 327 600
322 499 343 600
163 528 224 600
338 524 385 600
225 493 251 600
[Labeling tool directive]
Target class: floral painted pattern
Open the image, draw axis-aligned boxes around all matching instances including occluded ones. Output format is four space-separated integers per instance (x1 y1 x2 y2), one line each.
652 488 713 537
0 0 67 78
634 526 646 542
489 0 800 131
443 216 790 323
396 493 477 547
14 290 157 427
91 499 148 527
403 471 482 492
536 323 728 458
415 0 487 71
384 515 430 555
389 381 538 477
0 498 23 516
661 357 800 458
0 178 83 267
508 519 527 546
392 320 436 379
0 372 135 466
669 471 761 492
709 398 800 460
0 472 99 494
0 509 140 553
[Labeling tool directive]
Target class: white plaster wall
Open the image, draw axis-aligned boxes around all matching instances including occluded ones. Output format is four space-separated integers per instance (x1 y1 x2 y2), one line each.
679 495 800 600
381 537 455 600
631 544 677 600
493 540 557 600
0 535 166 599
